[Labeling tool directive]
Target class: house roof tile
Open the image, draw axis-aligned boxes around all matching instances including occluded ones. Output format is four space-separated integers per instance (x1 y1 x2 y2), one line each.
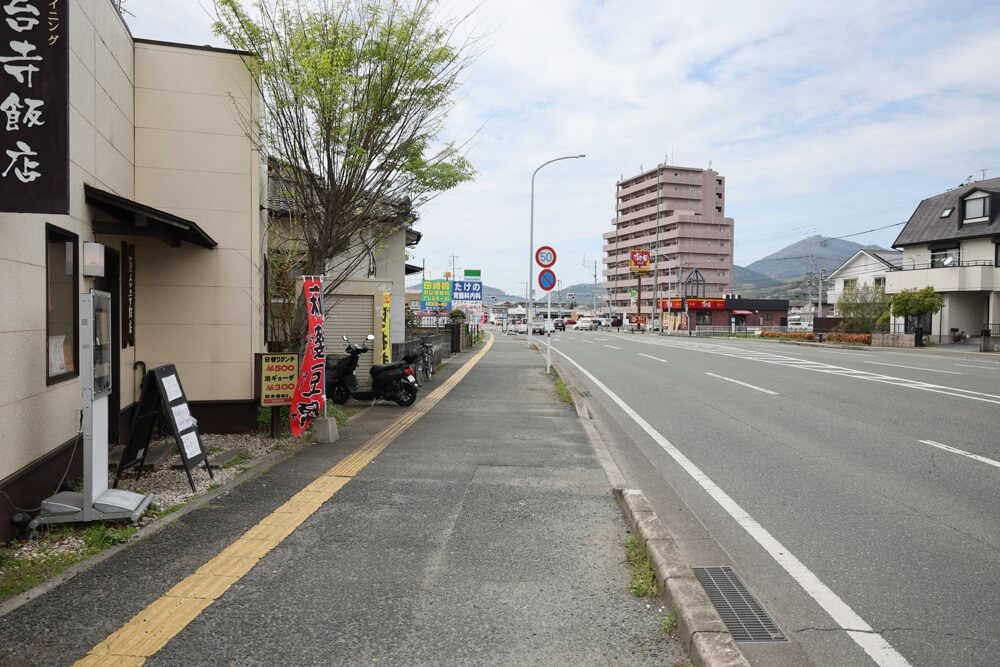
893 177 1000 247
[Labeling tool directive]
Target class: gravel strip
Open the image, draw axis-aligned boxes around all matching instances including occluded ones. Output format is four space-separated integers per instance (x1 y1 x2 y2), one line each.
114 432 299 515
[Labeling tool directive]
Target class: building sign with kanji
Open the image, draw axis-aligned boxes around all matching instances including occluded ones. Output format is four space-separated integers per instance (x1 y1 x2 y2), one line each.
421 279 452 314
629 248 651 273
452 280 482 302
1 0 69 214
658 298 727 311
259 354 298 406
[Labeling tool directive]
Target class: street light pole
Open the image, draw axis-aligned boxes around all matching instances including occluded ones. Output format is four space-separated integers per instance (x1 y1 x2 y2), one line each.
528 154 585 342
583 256 599 315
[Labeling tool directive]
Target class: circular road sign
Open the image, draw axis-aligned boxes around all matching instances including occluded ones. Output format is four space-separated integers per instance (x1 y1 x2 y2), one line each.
538 269 557 292
535 245 557 268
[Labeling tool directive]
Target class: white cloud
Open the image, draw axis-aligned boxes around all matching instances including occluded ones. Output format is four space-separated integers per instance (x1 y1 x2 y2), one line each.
125 0 1000 294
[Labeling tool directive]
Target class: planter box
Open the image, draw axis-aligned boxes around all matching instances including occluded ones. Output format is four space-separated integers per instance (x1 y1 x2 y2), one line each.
872 333 915 348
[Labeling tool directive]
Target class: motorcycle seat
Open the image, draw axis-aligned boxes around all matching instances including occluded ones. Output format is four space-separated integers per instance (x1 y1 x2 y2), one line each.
370 362 405 374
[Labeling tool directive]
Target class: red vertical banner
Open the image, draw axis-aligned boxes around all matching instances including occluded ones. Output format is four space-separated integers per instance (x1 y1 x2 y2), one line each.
290 277 325 436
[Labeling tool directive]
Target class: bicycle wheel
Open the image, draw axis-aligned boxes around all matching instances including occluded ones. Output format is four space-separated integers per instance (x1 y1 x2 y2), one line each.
422 351 433 381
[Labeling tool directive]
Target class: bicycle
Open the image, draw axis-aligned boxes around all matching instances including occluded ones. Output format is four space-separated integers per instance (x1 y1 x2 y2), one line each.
417 337 434 383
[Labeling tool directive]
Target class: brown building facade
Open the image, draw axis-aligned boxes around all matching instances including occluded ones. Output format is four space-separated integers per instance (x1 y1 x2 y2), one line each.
604 164 735 318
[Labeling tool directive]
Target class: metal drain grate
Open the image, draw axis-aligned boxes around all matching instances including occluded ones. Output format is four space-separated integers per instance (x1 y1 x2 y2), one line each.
692 567 786 642
577 390 592 397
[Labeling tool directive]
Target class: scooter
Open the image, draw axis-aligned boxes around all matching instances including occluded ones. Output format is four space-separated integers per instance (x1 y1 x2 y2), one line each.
326 334 419 406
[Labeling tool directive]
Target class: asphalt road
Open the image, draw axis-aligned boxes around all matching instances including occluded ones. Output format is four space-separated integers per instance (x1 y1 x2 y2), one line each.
542 330 1000 667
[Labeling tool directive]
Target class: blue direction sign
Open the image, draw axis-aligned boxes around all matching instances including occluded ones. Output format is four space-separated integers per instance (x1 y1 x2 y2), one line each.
538 268 557 292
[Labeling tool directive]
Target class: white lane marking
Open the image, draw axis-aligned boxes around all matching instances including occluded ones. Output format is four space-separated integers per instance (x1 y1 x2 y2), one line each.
860 360 962 375
620 336 1000 405
604 344 621 350
581 340 593 344
594 337 608 341
705 372 779 395
639 353 669 363
550 345 911 667
955 364 998 370
919 440 1000 470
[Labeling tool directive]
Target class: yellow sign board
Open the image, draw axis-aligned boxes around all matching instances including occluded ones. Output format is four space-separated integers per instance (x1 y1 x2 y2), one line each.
381 291 391 364
260 354 298 406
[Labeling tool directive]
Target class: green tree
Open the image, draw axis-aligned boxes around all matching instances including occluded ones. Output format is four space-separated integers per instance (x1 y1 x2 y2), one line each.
890 286 944 330
214 0 476 350
836 284 889 333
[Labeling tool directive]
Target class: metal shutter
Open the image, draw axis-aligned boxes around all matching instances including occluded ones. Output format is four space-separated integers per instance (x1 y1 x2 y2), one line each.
326 294 375 385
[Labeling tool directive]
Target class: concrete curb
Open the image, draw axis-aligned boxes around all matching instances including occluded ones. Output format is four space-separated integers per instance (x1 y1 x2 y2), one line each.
616 488 750 667
540 345 749 667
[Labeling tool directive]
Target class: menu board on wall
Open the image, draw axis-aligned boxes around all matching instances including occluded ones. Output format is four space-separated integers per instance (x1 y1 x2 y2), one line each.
0 0 69 213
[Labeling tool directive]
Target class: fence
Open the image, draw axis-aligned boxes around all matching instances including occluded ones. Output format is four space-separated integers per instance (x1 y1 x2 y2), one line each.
393 329 446 367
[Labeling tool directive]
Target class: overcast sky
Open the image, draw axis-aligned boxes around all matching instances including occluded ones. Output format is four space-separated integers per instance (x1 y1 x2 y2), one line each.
124 0 1000 296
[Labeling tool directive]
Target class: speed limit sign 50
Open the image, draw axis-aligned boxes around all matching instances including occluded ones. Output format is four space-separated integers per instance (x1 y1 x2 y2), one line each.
535 245 557 268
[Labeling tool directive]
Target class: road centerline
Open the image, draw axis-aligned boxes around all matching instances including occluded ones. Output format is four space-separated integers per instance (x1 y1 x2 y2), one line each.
861 360 962 375
603 344 621 350
705 372 778 395
638 353 668 363
918 440 1000 470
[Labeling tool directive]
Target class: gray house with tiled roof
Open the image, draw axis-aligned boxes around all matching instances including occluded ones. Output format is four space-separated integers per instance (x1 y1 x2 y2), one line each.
886 177 1000 336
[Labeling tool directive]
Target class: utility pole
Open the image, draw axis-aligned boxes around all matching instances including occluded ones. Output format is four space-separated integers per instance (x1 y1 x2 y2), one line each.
653 164 661 333
583 256 599 315
448 254 459 280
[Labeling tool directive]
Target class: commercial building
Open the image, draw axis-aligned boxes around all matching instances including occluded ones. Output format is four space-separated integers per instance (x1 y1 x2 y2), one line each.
603 163 734 319
0 1 264 542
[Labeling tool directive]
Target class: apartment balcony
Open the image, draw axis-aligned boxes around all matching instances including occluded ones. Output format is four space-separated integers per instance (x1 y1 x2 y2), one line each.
618 172 707 198
886 261 997 293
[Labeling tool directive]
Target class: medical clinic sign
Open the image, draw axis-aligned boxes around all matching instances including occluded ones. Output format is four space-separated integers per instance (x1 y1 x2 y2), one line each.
0 0 69 214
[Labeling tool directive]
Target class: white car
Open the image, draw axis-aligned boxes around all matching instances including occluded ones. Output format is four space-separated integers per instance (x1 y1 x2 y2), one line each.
574 318 598 331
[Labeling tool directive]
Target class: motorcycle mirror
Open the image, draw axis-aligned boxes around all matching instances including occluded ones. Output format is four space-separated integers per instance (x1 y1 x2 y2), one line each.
342 335 349 342
366 334 375 341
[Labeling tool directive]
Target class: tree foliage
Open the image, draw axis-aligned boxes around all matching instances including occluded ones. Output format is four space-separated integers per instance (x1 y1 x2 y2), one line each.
213 0 476 349
836 284 889 332
890 286 944 321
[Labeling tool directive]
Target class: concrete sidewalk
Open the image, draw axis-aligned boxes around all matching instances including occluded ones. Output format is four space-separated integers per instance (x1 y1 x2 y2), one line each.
0 334 680 666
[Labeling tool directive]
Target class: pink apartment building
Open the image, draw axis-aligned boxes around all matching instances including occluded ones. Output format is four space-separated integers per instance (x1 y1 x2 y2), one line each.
603 164 735 318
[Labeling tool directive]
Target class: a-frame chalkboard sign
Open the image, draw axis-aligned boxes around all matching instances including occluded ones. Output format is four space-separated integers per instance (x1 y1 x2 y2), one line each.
114 364 213 491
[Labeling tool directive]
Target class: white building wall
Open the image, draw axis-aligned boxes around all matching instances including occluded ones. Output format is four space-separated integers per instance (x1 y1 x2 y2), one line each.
0 2 264 490
0 0 137 481
132 42 262 401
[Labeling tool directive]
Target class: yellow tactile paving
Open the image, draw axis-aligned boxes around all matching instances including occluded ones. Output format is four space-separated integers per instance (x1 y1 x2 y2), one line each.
242 522 299 544
195 555 260 578
89 596 214 658
74 654 145 666
76 334 495 666
165 574 238 600
215 538 277 561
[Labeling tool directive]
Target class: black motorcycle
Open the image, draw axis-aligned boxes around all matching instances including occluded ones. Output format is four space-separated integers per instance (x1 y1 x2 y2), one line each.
326 335 419 406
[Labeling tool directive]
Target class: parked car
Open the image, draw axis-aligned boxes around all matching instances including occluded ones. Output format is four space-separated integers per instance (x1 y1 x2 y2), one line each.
598 317 611 327
510 320 527 334
553 319 566 331
574 318 598 331
611 317 623 327
531 321 547 335
565 318 577 326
